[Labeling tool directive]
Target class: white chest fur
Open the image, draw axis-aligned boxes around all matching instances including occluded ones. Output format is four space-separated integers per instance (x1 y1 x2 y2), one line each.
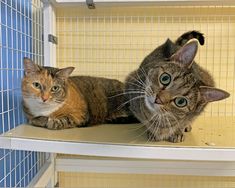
24 98 64 117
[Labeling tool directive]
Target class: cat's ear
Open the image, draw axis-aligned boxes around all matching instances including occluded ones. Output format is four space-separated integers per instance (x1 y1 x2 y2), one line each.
56 67 75 79
199 86 230 103
170 39 198 68
23 57 40 75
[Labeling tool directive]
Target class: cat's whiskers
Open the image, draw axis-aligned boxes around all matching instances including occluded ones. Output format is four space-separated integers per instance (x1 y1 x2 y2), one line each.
116 95 145 111
125 81 147 91
108 91 145 98
126 124 146 132
164 115 174 136
138 67 154 94
110 88 146 93
125 80 152 97
24 96 43 102
158 107 165 128
125 98 149 133
127 97 156 136
139 66 148 78
131 113 159 142
136 70 147 87
127 75 147 89
160 107 180 137
163 108 180 128
137 105 164 143
145 106 163 142
147 107 168 142
145 120 158 143
145 113 163 143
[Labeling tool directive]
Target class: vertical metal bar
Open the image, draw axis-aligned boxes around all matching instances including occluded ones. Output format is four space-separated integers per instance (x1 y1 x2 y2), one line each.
43 2 56 67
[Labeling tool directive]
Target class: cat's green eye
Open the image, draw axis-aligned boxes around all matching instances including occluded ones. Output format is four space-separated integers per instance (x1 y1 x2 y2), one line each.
32 82 41 89
159 73 171 86
51 85 60 92
174 97 188 108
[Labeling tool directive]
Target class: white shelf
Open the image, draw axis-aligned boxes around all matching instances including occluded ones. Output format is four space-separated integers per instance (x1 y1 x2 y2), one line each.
0 117 235 161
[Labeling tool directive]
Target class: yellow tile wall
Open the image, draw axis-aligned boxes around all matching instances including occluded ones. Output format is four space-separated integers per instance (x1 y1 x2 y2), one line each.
58 172 235 188
56 6 235 117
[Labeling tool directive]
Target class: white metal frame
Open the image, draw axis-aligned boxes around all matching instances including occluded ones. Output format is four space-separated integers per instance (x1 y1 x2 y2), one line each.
3 0 235 186
27 161 52 188
43 1 57 67
45 0 235 6
26 153 57 188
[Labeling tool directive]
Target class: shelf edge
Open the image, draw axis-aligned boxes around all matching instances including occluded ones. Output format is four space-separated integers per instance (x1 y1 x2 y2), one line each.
1 136 235 161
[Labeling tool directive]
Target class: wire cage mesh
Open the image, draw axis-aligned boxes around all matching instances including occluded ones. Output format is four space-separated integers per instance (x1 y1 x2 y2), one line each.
0 0 46 187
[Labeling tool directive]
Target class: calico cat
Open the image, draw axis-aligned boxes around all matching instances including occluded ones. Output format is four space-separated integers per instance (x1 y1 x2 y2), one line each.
22 58 134 130
125 31 230 143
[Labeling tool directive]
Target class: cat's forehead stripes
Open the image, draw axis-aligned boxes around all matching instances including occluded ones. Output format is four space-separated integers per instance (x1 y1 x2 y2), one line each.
38 68 64 85
161 63 185 80
38 70 54 90
171 73 198 98
44 67 60 78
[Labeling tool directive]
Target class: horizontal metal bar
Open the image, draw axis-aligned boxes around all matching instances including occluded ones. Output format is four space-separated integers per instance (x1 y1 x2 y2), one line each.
1 136 235 161
51 0 235 6
56 157 235 176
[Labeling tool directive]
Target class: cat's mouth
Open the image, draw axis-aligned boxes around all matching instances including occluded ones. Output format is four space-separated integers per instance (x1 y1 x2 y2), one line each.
39 100 50 104
31 98 52 105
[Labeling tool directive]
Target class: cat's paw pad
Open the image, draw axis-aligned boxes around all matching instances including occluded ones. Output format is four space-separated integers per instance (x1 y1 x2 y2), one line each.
168 133 185 143
184 125 192 132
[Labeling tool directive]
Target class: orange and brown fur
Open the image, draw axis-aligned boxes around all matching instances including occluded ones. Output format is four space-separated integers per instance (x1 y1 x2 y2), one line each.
22 58 135 130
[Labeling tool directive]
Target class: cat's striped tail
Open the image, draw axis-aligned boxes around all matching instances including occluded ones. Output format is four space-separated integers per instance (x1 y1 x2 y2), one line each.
175 30 204 46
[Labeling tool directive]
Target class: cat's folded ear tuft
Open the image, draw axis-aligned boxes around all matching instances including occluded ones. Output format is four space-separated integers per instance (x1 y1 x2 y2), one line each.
56 67 75 79
199 86 230 103
23 57 40 76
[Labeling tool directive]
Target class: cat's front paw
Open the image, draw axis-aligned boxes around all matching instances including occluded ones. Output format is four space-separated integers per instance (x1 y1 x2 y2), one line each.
46 118 76 130
168 133 185 143
31 116 48 127
46 118 63 130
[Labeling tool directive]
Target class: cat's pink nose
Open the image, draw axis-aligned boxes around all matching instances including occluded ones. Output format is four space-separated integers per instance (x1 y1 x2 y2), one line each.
41 95 49 102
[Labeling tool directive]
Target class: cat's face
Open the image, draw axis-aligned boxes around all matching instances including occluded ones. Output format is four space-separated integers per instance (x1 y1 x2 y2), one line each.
145 62 199 119
143 40 229 124
22 58 74 115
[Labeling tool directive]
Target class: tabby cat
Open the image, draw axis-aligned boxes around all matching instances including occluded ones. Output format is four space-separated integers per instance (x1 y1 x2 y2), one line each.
22 58 134 130
125 31 230 143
